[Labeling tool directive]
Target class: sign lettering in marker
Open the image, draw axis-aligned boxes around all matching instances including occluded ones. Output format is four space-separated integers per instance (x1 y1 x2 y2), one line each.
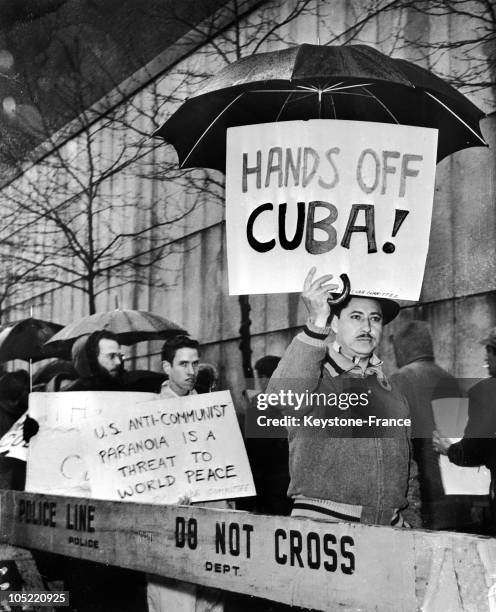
226 120 438 300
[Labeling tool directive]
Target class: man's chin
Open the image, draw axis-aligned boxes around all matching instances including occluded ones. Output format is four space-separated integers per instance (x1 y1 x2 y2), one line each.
351 341 376 356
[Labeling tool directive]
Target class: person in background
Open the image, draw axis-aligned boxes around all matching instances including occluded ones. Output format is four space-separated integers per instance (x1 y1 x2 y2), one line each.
32 359 77 392
195 362 219 394
0 370 29 438
35 330 147 612
238 355 292 516
433 327 496 534
65 330 126 391
254 356 280 394
391 320 475 531
64 330 165 393
0 370 30 490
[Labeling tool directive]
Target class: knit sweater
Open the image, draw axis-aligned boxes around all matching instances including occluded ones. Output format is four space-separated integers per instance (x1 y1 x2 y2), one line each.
266 323 411 525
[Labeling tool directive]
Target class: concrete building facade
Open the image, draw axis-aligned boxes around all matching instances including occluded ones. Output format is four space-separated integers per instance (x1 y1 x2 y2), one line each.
1 0 494 400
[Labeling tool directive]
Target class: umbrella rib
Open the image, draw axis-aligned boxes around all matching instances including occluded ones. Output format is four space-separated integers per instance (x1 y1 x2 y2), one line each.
251 89 312 93
329 91 382 99
180 92 245 168
361 86 400 124
324 80 343 90
324 82 374 92
275 92 294 121
273 90 319 108
297 85 321 93
330 94 336 119
425 91 487 145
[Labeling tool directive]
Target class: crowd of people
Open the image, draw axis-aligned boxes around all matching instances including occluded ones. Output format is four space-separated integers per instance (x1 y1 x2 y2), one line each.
0 267 495 610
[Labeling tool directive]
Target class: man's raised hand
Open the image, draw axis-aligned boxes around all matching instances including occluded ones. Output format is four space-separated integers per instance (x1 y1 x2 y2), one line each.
302 267 339 328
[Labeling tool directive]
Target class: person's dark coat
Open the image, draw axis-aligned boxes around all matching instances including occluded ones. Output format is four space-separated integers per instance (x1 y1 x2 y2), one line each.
237 392 291 516
0 371 30 491
0 370 29 437
65 333 165 393
447 377 496 533
391 321 472 530
32 360 77 392
57 332 148 611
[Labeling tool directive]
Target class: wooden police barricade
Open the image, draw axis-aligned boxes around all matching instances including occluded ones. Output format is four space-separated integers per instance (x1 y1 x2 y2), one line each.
1 490 496 611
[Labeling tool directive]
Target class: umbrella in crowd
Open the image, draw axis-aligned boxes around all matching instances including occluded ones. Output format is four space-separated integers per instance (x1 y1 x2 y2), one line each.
155 43 487 171
45 309 187 349
0 318 70 363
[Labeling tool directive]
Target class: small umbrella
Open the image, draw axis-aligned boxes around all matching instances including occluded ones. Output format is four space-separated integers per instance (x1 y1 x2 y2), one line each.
0 318 69 363
155 43 487 171
45 309 187 348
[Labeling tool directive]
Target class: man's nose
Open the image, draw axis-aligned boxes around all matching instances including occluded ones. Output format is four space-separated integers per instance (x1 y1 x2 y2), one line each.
186 364 195 375
361 318 371 331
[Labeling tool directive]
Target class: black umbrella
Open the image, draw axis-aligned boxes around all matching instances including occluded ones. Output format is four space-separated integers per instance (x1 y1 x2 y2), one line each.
155 43 487 170
45 309 187 348
0 318 70 363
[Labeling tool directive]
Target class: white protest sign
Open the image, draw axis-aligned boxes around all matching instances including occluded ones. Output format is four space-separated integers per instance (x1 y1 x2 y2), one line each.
432 397 491 495
226 120 438 300
0 413 28 461
83 390 255 504
26 391 156 496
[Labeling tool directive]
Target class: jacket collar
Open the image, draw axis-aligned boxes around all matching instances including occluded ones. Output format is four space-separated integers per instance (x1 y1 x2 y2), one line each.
160 380 197 398
325 342 390 390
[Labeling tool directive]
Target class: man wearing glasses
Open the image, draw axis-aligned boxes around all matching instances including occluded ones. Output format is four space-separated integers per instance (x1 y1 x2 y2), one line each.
66 330 126 391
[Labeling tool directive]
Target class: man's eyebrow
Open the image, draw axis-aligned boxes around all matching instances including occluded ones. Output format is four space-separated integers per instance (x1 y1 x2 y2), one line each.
349 309 382 316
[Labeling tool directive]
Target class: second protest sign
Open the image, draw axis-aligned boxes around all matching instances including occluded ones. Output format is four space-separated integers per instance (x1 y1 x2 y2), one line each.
27 391 254 504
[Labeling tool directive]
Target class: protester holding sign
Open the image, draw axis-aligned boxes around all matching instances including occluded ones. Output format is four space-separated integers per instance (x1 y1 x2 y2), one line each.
26 331 148 612
147 335 225 612
433 327 496 534
390 321 481 531
266 267 412 526
159 335 200 400
0 371 29 438
0 371 30 491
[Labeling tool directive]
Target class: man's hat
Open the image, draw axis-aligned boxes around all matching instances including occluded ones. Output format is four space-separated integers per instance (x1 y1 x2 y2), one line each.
329 293 400 325
480 327 496 349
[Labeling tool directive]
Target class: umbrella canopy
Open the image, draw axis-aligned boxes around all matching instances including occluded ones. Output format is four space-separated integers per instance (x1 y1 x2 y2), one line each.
155 43 487 170
45 309 187 347
0 318 69 363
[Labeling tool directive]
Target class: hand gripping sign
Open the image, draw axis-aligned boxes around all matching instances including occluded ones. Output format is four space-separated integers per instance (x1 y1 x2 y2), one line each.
225 120 438 300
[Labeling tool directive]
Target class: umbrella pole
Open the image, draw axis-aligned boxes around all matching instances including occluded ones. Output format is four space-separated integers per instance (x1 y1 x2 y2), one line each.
29 306 33 391
238 295 254 386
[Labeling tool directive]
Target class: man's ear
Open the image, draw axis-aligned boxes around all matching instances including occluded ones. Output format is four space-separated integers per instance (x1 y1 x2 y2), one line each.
162 361 171 376
330 314 339 335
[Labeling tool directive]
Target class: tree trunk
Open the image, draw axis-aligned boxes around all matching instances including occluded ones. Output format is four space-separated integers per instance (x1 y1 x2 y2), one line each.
87 275 96 314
